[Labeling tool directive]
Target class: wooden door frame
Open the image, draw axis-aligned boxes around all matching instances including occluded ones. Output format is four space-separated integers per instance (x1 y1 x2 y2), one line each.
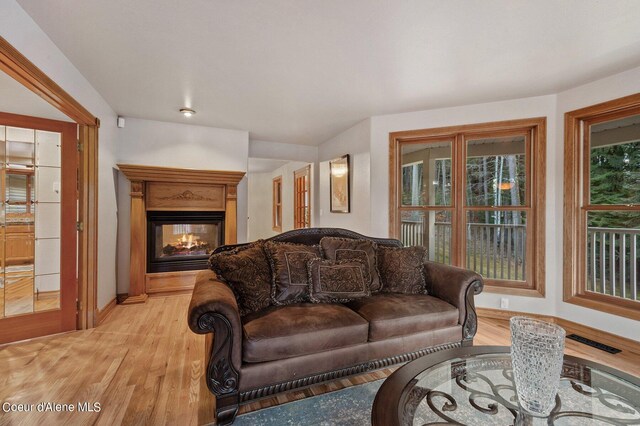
0 36 99 330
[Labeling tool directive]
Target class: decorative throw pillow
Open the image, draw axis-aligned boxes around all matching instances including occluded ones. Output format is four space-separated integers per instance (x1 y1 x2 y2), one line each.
264 241 321 305
208 240 272 317
319 237 382 293
307 258 370 303
377 246 428 295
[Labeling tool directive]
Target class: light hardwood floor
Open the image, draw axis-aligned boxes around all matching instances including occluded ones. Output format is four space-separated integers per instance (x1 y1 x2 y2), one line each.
0 293 637 425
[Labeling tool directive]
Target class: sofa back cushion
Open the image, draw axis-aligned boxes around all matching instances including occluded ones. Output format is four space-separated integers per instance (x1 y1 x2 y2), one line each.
319 237 382 293
208 240 272 317
307 258 370 303
265 241 321 305
378 245 428 295
265 227 402 247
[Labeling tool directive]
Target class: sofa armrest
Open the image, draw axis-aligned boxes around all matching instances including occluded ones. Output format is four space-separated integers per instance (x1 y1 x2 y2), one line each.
188 270 242 399
423 261 484 342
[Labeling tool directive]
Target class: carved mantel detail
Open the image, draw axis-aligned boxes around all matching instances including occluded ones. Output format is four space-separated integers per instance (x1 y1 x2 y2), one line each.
118 164 245 304
158 190 214 202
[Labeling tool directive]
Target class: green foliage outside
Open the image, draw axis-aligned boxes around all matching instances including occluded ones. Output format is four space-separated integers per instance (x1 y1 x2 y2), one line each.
589 141 640 228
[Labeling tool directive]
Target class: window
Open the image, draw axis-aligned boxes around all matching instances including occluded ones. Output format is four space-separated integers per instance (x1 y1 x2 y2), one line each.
294 165 311 229
564 94 640 320
390 118 546 296
272 176 282 232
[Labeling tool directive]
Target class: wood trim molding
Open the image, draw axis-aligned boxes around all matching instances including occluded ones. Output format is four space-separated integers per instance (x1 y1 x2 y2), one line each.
225 184 238 244
121 180 148 305
272 176 282 232
118 164 245 185
0 36 97 126
0 36 99 334
96 298 117 325
477 308 640 356
77 125 99 328
563 93 640 322
145 271 199 294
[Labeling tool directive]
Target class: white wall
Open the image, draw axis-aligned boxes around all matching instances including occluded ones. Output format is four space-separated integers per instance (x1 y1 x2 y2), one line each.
555 66 640 341
247 161 311 241
249 140 320 228
247 172 272 241
1 0 119 310
317 119 372 235
116 117 249 294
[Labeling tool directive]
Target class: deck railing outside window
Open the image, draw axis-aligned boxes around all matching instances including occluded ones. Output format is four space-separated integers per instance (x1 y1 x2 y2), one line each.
586 227 639 301
401 221 639 301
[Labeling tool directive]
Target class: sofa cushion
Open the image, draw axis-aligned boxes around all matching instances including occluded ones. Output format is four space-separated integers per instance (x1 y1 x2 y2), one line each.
346 293 459 341
378 245 428 294
242 303 369 363
307 258 370 303
208 240 272 317
265 241 321 305
320 237 382 292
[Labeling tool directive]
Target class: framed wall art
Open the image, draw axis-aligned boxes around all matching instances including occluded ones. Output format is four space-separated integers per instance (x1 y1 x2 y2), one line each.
329 154 350 213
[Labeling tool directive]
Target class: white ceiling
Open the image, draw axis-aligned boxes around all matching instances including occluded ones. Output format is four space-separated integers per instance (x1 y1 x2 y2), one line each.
16 0 640 145
0 71 71 122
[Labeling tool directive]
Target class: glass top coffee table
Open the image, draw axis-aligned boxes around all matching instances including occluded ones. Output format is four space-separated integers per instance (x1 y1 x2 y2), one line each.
372 346 640 425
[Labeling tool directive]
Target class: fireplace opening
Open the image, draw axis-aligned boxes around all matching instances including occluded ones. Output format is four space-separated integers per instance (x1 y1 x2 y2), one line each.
147 211 225 273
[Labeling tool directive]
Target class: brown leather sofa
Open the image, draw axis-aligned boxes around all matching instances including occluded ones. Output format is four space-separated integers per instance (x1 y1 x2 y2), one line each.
188 228 483 425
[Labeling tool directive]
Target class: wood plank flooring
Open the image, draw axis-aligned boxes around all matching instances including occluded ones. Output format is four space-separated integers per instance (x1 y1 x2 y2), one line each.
0 293 637 425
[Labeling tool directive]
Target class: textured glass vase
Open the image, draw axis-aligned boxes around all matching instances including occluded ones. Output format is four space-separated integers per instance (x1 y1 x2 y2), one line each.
510 316 566 417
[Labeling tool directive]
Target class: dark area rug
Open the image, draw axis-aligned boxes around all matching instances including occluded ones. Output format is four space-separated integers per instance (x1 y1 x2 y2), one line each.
234 379 384 425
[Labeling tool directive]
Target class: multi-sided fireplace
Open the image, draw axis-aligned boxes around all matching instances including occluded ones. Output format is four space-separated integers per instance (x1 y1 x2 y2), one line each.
147 211 225 273
118 164 244 304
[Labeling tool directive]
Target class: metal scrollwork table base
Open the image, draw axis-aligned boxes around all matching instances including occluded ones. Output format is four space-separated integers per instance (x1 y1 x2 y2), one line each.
372 346 640 426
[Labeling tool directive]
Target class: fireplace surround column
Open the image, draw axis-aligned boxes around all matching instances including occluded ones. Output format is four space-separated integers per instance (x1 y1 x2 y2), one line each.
122 180 148 304
118 164 245 304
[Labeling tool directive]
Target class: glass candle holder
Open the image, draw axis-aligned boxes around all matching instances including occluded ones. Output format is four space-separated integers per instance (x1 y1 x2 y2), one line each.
510 316 566 417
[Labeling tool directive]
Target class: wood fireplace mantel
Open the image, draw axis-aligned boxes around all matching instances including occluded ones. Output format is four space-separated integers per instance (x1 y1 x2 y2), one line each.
118 164 245 304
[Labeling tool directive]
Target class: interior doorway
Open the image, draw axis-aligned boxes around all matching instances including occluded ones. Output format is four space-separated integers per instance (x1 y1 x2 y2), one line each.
0 35 99 342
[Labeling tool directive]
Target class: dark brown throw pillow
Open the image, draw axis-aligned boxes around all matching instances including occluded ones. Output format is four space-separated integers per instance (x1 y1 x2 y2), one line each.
319 237 382 293
378 246 428 295
208 240 272 317
264 241 321 305
307 258 370 303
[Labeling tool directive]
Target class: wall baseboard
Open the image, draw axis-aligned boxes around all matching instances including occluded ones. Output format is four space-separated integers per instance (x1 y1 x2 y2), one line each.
96 297 117 325
477 307 640 356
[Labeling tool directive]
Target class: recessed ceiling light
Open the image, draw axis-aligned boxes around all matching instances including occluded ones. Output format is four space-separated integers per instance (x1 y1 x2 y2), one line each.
180 108 196 117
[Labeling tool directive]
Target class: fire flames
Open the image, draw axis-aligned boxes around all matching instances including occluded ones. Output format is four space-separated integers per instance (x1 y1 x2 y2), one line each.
161 233 211 257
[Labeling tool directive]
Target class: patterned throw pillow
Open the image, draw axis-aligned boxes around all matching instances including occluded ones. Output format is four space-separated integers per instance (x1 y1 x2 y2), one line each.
377 246 428 295
208 240 272 317
307 258 370 303
264 241 322 305
319 237 382 293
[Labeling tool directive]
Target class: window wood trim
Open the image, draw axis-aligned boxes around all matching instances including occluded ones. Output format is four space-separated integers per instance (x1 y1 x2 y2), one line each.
563 93 640 321
389 117 546 297
272 176 282 232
